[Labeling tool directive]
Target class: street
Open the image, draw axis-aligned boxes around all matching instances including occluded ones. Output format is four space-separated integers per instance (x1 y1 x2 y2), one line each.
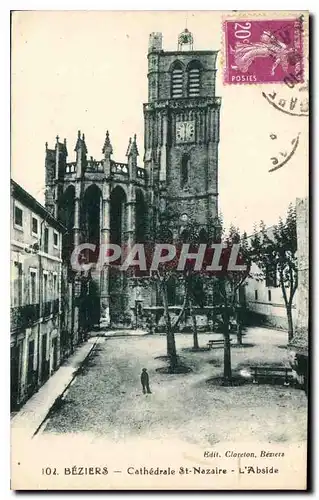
43 328 307 446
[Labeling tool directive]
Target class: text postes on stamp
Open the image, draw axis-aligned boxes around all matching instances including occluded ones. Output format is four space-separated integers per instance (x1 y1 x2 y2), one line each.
223 19 303 85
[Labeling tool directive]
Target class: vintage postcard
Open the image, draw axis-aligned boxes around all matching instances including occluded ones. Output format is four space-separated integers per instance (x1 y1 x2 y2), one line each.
11 10 309 490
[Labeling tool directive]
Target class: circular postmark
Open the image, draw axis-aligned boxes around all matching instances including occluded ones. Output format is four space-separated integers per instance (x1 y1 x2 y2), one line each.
262 83 308 117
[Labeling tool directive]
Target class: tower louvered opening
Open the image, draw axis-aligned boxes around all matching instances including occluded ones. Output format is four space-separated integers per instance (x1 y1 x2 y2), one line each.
171 65 184 98
188 63 201 97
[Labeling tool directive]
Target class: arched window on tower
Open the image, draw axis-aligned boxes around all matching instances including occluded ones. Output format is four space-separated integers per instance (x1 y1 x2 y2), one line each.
171 62 184 99
181 154 190 188
180 229 190 244
187 61 202 97
199 228 208 244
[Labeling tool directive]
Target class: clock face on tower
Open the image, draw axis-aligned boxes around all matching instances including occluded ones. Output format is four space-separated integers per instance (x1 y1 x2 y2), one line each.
176 121 195 143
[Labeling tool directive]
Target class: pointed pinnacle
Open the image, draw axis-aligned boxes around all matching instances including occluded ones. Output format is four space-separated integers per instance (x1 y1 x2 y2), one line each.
126 137 132 157
81 133 88 154
130 134 139 156
74 130 82 152
63 138 68 155
102 130 113 155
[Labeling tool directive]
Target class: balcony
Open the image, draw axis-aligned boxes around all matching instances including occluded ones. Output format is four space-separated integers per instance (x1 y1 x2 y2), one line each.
11 299 61 331
11 303 40 331
43 299 60 318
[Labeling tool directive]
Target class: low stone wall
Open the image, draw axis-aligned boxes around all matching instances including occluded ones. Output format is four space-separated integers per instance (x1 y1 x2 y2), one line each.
243 310 290 331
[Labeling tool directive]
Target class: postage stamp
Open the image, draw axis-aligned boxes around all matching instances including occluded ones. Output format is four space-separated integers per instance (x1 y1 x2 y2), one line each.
223 19 304 85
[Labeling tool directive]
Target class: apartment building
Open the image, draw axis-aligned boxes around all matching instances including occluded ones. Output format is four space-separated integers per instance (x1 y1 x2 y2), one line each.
10 180 66 410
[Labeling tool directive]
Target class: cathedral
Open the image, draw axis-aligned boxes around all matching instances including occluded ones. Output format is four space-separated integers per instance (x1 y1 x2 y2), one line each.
44 29 222 331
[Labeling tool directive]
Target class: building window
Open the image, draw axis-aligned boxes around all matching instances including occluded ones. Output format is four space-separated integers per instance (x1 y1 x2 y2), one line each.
181 154 190 188
14 205 23 229
30 270 37 304
265 264 277 287
53 231 59 248
27 340 35 388
12 261 23 307
171 62 184 99
31 216 38 236
43 273 48 303
254 290 258 301
268 289 272 302
43 227 49 253
53 274 57 299
188 61 201 97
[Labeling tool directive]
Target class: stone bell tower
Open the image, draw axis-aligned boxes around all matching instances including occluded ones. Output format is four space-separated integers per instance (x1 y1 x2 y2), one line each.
144 29 221 242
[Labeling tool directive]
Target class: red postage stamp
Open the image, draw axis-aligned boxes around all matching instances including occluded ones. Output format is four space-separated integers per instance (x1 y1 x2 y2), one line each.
223 18 304 84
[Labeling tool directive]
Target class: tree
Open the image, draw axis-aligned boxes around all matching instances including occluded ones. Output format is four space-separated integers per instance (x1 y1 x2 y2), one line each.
186 273 202 350
137 212 187 371
250 204 297 342
170 217 251 382
213 225 251 383
130 210 250 378
150 210 204 365
152 268 182 371
178 222 207 351
173 270 207 351
170 215 220 352
155 215 251 380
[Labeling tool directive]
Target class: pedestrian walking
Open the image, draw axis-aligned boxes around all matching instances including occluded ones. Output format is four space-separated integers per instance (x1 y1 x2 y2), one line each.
141 368 152 394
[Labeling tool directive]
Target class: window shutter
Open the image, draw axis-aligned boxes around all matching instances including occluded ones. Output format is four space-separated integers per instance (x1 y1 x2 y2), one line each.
172 67 183 98
188 66 200 97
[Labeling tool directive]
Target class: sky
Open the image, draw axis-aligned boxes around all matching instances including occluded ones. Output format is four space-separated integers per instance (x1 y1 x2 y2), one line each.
11 10 308 234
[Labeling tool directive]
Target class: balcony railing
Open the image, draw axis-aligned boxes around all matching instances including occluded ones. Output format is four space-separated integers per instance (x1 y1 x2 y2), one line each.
111 161 129 176
86 159 104 173
11 304 40 331
11 299 60 331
